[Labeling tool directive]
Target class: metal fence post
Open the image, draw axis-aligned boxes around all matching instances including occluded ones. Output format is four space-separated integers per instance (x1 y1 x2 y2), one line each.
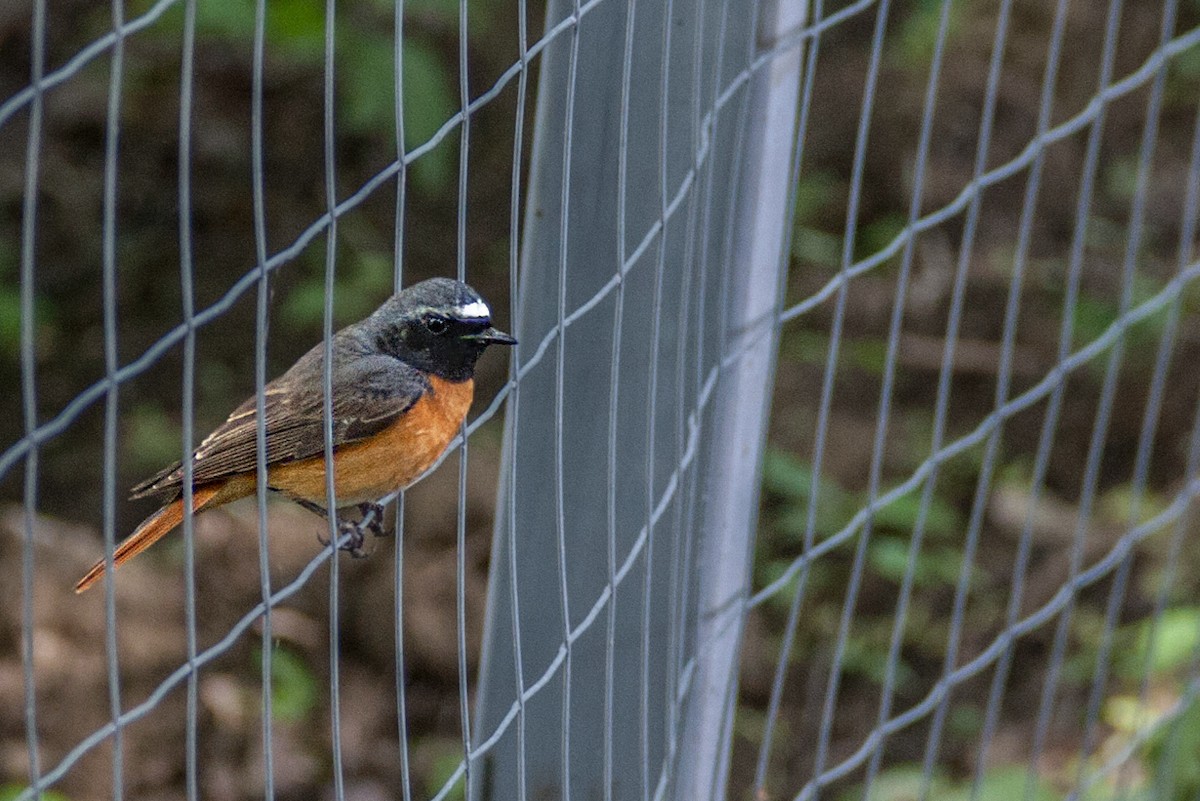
472 0 806 799
671 1 807 799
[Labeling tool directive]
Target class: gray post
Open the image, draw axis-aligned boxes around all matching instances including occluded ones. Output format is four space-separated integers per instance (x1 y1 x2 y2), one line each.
471 0 805 798
671 1 808 798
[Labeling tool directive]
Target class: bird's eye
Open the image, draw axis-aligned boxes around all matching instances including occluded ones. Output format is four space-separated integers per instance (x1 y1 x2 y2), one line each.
425 316 449 335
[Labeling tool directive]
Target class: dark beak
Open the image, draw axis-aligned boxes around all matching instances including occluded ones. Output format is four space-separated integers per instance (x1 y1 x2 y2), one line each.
464 327 517 346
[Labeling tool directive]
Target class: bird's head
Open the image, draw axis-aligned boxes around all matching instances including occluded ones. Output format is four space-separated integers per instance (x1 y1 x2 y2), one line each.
369 277 516 381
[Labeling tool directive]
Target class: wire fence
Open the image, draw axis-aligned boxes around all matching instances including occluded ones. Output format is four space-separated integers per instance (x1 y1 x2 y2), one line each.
5 0 1200 799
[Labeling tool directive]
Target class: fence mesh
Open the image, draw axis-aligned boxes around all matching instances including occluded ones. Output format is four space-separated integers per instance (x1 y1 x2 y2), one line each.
4 0 1200 800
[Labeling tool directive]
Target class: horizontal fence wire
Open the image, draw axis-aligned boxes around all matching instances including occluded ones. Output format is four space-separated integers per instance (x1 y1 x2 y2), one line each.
8 0 1200 799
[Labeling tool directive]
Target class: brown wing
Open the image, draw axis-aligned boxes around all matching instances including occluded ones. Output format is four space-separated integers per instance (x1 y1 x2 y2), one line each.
131 349 429 499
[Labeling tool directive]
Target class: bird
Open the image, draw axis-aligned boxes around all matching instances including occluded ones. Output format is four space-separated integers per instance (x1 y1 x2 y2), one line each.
74 277 516 593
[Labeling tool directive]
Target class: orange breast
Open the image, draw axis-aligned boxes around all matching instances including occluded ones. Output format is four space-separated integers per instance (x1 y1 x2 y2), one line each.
266 376 475 506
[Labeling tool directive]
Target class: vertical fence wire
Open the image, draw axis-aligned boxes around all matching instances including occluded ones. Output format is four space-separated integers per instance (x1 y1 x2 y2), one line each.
320 0 347 797
176 0 200 797
249 0 277 792
505 0 532 798
610 2 637 799
18 0 46 795
957 0 1022 794
555 4 582 799
392 0 416 795
100 1 128 796
455 0 474 793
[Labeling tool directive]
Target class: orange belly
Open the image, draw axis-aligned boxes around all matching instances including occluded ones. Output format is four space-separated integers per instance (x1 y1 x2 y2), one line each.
265 376 474 506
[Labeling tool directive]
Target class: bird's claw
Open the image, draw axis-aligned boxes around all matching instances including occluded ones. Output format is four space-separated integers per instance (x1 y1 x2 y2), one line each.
315 503 388 557
357 502 389 538
316 519 368 557
340 518 369 558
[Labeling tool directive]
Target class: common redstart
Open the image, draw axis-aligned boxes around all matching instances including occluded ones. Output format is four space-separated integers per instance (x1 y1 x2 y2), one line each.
75 277 515 593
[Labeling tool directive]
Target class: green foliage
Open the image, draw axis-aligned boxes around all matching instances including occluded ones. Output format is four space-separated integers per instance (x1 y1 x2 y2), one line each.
793 172 842 225
424 741 467 801
1103 156 1143 204
790 172 843 270
139 0 461 196
1097 483 1171 531
856 214 908 264
1165 46 1200 109
840 765 948 801
0 786 71 801
793 226 843 270
840 622 917 686
1070 273 1169 368
1099 689 1200 801
1144 694 1200 801
762 447 964 548
892 0 962 71
841 765 1057 801
254 644 319 723
758 447 969 685
1116 607 1200 681
280 247 397 330
0 242 58 360
125 403 187 475
391 40 459 193
866 535 962 588
777 329 889 374
0 243 22 356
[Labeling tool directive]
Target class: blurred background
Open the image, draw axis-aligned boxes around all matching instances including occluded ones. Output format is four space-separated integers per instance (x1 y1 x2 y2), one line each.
3 0 1200 799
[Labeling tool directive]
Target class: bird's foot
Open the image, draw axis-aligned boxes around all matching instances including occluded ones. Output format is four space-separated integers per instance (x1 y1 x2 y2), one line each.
339 518 369 558
316 518 368 557
357 502 389 538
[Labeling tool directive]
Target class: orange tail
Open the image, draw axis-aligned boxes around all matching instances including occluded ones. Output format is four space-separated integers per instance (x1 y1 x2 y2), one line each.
75 484 224 594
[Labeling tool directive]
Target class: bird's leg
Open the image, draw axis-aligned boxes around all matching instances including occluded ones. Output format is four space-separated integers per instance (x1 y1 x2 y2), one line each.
296 498 366 556
357 502 388 538
294 498 329 520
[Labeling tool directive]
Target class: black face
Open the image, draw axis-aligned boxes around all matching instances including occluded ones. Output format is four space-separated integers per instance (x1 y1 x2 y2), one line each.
368 277 516 381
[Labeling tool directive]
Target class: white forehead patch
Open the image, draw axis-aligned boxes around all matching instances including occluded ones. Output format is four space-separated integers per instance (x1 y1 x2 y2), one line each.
456 300 491 320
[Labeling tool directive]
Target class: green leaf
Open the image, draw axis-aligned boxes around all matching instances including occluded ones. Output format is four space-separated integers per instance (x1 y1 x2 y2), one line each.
892 0 962 73
280 253 396 330
0 287 22 356
792 226 842 269
872 488 962 538
257 645 319 723
762 447 813 500
339 31 399 136
791 173 841 225
856 214 908 262
951 766 1057 801
0 785 71 801
399 38 458 193
193 0 326 64
425 744 467 801
839 766 951 801
868 536 915 584
125 403 188 473
1128 607 1200 678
